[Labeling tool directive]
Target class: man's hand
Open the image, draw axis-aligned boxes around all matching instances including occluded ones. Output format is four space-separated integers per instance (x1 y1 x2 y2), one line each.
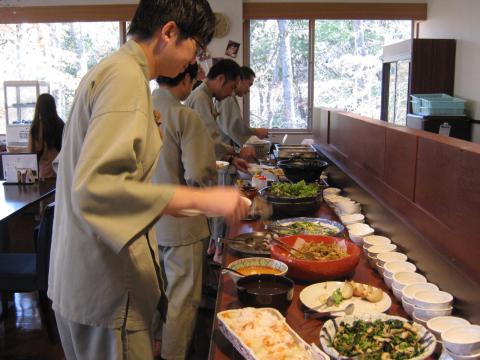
238 146 256 159
231 157 249 172
254 128 269 139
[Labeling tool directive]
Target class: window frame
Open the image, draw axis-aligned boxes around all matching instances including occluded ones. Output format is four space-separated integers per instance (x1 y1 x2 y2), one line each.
243 2 426 133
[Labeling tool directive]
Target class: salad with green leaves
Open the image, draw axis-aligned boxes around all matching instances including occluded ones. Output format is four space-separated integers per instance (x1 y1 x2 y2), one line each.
268 180 319 198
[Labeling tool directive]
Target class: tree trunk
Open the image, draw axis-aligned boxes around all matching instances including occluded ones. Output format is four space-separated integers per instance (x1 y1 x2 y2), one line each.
353 20 366 56
277 20 296 128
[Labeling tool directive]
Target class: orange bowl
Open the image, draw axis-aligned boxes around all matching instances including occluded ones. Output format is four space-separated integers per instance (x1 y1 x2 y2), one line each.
270 234 361 282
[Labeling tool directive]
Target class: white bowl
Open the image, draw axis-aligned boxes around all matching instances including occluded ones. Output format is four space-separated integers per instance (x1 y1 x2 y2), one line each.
363 235 391 249
376 251 408 268
383 272 394 289
414 305 453 320
367 243 398 257
442 325 480 355
412 311 429 327
401 297 415 317
383 261 417 278
392 284 404 301
323 187 341 196
225 257 288 284
427 316 471 339
414 290 454 310
393 271 427 290
402 283 440 304
444 348 480 360
339 213 364 225
442 325 480 356
335 200 361 215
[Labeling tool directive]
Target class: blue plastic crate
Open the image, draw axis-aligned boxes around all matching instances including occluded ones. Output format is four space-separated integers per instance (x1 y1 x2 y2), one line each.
411 93 466 116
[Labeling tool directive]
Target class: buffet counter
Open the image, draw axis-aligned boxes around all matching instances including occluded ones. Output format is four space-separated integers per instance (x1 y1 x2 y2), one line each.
208 201 434 360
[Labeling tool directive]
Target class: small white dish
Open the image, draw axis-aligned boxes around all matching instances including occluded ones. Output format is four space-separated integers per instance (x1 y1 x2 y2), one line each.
323 187 341 196
401 297 415 317
402 283 440 304
339 213 365 225
442 325 480 356
367 243 398 257
383 261 417 278
335 200 361 215
414 290 454 310
392 271 427 290
427 316 471 339
376 251 408 269
363 235 391 249
414 305 453 320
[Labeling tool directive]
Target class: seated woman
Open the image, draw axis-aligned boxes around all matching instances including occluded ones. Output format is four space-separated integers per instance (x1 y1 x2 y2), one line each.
28 93 64 179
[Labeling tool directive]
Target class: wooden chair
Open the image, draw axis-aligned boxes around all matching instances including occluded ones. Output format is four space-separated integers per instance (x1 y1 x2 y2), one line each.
0 203 58 342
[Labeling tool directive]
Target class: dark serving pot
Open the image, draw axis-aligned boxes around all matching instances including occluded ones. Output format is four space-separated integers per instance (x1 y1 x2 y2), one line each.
259 186 322 218
277 158 329 183
236 274 294 314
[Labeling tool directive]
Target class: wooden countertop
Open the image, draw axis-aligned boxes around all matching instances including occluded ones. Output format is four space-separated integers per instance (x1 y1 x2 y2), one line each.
208 202 436 360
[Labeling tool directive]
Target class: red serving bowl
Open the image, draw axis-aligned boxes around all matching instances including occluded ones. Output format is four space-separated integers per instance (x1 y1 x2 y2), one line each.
270 234 361 282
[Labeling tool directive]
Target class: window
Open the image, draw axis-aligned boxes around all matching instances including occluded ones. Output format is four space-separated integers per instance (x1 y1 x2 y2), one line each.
247 17 412 130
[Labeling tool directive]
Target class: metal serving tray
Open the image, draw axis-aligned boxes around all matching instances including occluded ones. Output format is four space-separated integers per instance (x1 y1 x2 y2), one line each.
274 144 318 159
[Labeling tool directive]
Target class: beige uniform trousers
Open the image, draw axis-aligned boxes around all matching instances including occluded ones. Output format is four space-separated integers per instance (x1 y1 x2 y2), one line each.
55 312 153 360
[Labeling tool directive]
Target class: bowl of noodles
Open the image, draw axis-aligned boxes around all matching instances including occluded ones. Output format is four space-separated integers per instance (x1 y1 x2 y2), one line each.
270 234 361 282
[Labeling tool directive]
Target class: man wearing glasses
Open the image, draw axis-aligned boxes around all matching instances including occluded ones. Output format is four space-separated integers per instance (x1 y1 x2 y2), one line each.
48 1 248 359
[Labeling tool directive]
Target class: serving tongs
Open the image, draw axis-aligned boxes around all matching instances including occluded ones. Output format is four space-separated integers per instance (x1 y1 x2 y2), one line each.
268 237 316 260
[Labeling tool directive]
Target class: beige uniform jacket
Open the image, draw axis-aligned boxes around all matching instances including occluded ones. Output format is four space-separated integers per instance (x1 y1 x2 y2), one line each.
184 82 232 160
48 40 175 331
216 95 254 148
152 87 217 247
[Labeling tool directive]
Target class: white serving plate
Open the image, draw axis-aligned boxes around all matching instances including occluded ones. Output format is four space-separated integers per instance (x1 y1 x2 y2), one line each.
178 196 251 217
299 281 391 316
320 313 436 360
217 307 329 360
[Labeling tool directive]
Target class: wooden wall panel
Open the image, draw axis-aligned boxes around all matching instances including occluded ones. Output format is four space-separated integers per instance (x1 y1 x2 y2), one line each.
384 127 418 200
312 108 329 145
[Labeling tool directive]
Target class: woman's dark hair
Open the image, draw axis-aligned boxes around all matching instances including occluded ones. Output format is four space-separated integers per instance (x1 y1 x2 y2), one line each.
207 59 241 83
30 93 64 153
156 63 199 87
128 0 215 49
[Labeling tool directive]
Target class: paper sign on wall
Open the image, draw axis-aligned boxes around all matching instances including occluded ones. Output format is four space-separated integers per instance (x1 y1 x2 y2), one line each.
1 153 38 183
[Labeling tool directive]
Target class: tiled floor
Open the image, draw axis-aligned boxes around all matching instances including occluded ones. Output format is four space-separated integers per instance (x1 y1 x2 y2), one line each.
0 292 214 360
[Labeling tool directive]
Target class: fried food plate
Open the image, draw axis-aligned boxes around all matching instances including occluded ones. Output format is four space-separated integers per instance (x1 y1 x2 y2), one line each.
300 281 391 316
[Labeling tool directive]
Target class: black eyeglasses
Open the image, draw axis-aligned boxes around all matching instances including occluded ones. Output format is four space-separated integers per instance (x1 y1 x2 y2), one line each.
193 38 206 57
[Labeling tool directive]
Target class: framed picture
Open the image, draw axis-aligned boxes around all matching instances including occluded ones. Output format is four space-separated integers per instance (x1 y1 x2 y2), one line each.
1 152 38 183
225 40 240 58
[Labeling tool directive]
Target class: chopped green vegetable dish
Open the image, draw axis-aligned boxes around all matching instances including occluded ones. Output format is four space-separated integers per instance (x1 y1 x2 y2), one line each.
269 180 319 198
276 221 339 236
332 319 425 360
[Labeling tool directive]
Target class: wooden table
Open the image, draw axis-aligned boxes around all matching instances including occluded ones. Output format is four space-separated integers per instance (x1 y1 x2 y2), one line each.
208 202 436 359
0 179 56 250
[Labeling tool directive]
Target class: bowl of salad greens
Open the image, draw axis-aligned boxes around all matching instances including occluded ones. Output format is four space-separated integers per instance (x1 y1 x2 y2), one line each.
320 313 436 360
260 181 322 217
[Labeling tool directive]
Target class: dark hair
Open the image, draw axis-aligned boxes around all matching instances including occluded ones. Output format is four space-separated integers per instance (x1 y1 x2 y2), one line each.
128 0 215 48
156 63 199 87
207 59 241 82
240 66 256 81
30 93 64 153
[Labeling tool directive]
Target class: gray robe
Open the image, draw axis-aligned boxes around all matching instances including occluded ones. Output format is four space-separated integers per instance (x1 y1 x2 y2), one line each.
152 87 217 246
48 40 175 331
184 82 232 160
216 95 254 147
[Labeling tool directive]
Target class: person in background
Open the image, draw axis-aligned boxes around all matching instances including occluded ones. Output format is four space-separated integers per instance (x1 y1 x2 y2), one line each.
48 1 248 359
216 66 268 149
28 93 64 179
151 62 216 360
184 58 254 171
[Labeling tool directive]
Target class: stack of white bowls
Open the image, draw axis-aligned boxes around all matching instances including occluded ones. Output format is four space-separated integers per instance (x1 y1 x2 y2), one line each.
346 223 374 246
365 243 397 269
376 251 408 274
441 325 480 359
427 316 471 355
412 290 454 323
334 199 361 216
339 213 365 225
391 272 427 306
383 261 417 299
402 283 439 317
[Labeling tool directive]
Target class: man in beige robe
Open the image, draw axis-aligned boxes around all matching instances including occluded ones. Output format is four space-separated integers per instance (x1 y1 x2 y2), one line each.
217 66 269 148
151 63 216 360
48 1 247 359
